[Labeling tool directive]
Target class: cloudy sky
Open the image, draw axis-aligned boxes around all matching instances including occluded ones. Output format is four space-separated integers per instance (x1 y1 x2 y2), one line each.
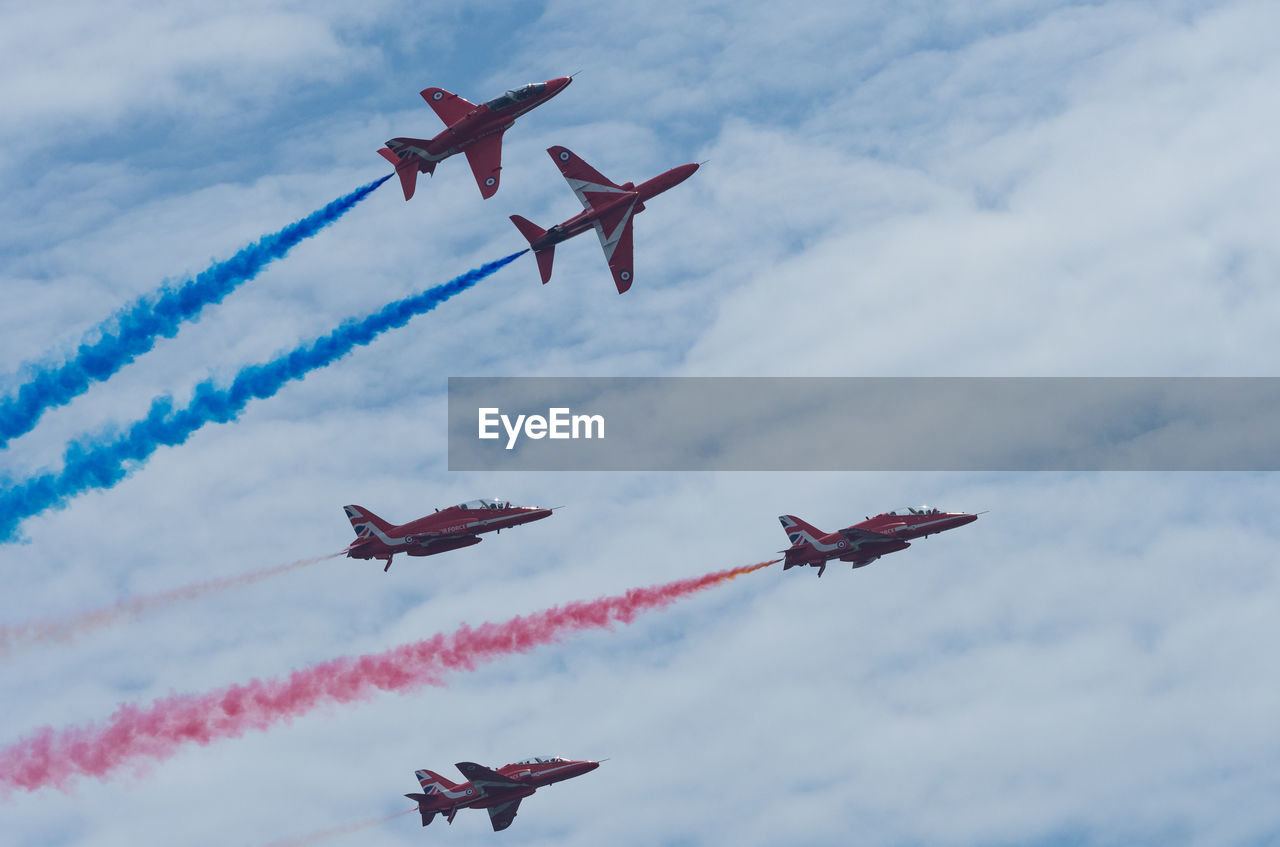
2 0 1278 845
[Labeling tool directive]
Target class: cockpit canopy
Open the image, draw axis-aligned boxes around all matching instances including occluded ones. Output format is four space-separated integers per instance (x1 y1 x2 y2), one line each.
485 83 547 111
455 498 510 510
886 505 942 516
511 755 568 765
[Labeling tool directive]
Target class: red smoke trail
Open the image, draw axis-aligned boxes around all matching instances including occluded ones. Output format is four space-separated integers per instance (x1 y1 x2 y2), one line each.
0 553 341 657
261 807 416 847
0 560 775 794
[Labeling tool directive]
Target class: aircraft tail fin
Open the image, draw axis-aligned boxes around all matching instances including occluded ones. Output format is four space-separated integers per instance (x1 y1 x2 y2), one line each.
510 215 556 284
779 515 826 546
344 505 394 538
378 145 434 201
415 768 461 793
778 515 829 569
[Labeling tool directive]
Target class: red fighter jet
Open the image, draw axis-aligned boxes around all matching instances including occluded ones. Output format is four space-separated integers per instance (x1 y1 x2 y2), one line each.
405 757 601 832
779 506 979 577
343 499 552 572
378 77 572 201
510 146 699 293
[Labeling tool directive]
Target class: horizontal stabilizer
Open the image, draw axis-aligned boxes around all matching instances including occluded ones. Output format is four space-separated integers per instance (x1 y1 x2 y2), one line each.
534 248 556 284
378 147 420 201
404 796 438 827
510 214 547 244
510 215 556 283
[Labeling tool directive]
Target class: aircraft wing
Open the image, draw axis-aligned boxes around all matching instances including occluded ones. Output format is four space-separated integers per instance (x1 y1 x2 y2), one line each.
486 798 523 832
463 132 505 199
455 762 521 792
547 146 631 213
838 527 896 546
409 535 483 557
410 529 471 542
417 533 481 544
591 204 637 294
420 87 477 125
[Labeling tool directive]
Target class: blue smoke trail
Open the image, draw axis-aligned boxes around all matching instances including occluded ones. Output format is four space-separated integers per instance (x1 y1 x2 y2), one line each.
0 250 526 543
0 174 392 449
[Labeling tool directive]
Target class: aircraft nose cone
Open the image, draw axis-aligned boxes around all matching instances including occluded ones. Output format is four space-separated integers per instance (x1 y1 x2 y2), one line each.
665 163 699 190
549 76 572 92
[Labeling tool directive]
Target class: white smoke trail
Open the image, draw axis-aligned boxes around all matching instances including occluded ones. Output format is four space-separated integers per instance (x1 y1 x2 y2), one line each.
0 551 341 657
261 808 417 847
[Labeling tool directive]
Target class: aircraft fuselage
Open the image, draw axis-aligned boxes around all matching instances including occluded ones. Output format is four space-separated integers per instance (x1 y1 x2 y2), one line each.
343 500 552 568
406 758 600 831
779 507 978 575
527 163 700 252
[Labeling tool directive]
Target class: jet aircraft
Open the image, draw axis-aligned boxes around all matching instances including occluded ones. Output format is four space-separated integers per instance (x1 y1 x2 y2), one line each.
343 499 552 571
779 506 978 577
509 146 699 293
378 77 572 201
405 757 600 832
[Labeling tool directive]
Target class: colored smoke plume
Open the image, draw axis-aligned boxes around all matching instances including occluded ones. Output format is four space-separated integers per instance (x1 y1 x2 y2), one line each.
0 250 525 543
0 553 341 657
0 175 392 448
261 808 417 847
0 559 776 794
